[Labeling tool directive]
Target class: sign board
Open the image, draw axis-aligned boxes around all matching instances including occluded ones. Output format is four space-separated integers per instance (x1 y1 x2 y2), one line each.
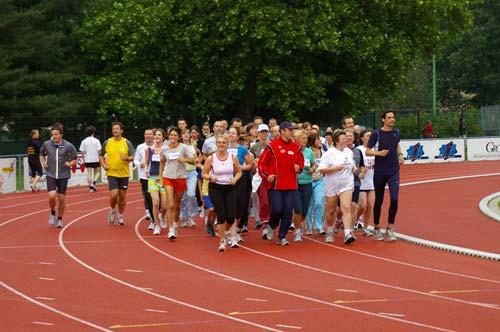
467 137 500 161
399 139 465 163
0 158 17 193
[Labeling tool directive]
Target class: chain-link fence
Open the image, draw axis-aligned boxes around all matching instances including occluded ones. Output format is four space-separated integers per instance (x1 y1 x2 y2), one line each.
481 105 500 136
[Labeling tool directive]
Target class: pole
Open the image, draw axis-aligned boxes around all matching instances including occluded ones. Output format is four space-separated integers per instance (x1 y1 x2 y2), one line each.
432 55 437 114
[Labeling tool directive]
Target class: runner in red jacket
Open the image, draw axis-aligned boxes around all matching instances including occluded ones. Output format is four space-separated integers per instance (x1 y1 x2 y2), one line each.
258 122 304 245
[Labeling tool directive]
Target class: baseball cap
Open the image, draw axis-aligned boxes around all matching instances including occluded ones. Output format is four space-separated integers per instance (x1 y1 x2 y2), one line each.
279 121 297 130
258 124 269 132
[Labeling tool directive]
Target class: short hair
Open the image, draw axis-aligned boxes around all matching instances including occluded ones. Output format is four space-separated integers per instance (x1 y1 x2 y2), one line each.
293 129 307 141
51 124 64 135
231 117 242 124
253 116 263 123
154 128 166 138
111 121 124 130
324 131 333 139
245 122 256 132
85 126 96 137
381 110 395 122
190 125 200 133
333 129 346 145
216 133 229 144
360 129 373 138
342 115 354 126
177 117 186 123
229 126 242 136
168 126 182 140
29 129 39 138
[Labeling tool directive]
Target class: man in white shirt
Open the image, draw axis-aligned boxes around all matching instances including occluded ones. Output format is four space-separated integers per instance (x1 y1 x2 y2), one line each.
134 129 155 225
79 126 102 192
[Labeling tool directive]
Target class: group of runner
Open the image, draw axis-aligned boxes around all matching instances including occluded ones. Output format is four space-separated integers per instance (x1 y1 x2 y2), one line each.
29 111 404 251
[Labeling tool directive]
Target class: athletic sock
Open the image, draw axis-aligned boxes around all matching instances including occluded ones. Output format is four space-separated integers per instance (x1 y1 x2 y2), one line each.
50 210 56 216
344 228 352 237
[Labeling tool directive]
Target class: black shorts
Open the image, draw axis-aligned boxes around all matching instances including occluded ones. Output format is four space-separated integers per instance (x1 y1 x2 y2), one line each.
85 162 101 169
47 177 69 194
108 176 129 191
28 159 43 177
352 185 360 204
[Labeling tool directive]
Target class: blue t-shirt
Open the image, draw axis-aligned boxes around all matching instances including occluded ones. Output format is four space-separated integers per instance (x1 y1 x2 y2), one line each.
367 128 400 175
228 145 248 165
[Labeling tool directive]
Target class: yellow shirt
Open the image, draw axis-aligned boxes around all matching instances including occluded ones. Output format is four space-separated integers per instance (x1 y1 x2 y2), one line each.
102 137 134 178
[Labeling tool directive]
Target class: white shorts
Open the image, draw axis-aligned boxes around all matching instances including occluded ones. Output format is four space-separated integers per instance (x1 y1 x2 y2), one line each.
324 178 354 197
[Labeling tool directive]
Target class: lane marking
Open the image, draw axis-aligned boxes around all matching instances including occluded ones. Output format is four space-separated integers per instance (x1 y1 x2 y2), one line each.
145 309 167 313
59 205 283 332
140 287 153 291
276 324 302 330
334 299 388 304
304 236 500 284
429 290 481 294
379 312 406 317
1 282 111 331
32 321 54 326
38 261 54 265
38 277 55 281
336 289 358 293
125 269 143 273
229 310 286 316
35 296 55 301
472 302 498 308
240 244 499 311
135 219 457 332
109 320 221 329
245 297 268 302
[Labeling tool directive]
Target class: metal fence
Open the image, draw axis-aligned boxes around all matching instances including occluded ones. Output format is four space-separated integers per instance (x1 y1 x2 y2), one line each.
481 105 500 136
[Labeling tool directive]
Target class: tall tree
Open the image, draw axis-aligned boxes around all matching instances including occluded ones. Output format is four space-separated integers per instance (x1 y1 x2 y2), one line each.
79 0 474 122
0 0 93 139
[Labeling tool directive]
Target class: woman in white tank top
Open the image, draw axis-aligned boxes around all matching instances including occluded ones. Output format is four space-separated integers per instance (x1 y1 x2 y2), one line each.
202 134 242 252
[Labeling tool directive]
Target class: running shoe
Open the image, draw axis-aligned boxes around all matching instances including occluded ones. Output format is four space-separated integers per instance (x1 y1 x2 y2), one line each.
334 219 342 234
145 209 151 221
56 219 63 228
236 233 244 243
187 218 197 227
373 228 384 241
117 216 125 226
289 223 295 231
199 209 205 219
230 236 239 248
236 227 243 234
180 219 188 228
48 214 56 226
173 223 179 237
362 227 373 237
318 228 326 235
108 208 115 224
148 222 155 231
168 228 176 240
344 232 356 244
255 221 263 229
153 225 161 235
294 229 302 242
218 240 227 252
279 238 290 246
325 228 334 243
355 219 364 229
160 216 167 229
262 225 274 241
205 221 216 237
386 228 396 242
242 225 249 233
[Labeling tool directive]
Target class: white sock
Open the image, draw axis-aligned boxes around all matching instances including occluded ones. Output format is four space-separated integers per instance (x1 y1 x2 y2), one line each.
118 213 123 218
344 228 352 237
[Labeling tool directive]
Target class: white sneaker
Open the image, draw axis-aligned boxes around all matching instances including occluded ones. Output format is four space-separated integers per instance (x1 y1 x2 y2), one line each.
279 238 290 246
145 209 151 221
180 220 188 228
386 228 397 242
160 216 167 229
168 228 176 239
230 236 239 248
56 219 63 228
294 229 302 242
148 222 155 231
108 209 115 224
48 214 56 226
236 233 243 243
153 225 161 235
305 228 312 235
199 209 205 219
187 218 197 227
344 232 356 244
262 225 274 241
218 240 227 252
173 224 179 237
117 216 125 225
224 231 232 245
325 228 334 243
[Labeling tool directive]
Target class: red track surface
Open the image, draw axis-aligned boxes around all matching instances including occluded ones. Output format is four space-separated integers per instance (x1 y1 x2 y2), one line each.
1 161 499 331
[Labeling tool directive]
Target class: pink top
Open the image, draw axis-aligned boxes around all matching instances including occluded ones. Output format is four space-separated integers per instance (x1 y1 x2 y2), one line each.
212 152 234 185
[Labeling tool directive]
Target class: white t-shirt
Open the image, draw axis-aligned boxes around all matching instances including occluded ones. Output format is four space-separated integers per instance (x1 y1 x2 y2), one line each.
161 143 194 179
79 136 101 163
357 145 375 190
318 147 354 187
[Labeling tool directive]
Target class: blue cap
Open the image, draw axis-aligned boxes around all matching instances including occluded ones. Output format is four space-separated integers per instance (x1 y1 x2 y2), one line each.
279 121 297 130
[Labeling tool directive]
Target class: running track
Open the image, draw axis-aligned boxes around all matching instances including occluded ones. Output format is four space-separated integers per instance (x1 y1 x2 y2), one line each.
0 161 499 331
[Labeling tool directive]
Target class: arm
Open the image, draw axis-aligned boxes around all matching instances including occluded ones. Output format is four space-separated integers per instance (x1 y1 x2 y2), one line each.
179 145 195 165
133 145 144 168
294 147 305 173
397 144 404 165
242 152 254 172
99 140 108 170
258 145 276 183
365 147 389 157
201 156 216 182
121 139 135 162
65 144 78 168
39 143 47 168
159 153 166 178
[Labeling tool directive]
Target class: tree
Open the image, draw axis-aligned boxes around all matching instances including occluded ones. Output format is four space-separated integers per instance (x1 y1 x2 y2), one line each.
79 0 475 123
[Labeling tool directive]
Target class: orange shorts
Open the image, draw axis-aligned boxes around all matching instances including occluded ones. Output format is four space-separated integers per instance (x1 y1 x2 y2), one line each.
162 177 187 192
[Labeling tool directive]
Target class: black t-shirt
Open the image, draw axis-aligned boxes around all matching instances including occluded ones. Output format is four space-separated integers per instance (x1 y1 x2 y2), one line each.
367 128 400 175
27 139 41 161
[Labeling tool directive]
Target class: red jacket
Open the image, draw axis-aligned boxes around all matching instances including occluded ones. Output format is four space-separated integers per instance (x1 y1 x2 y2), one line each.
258 137 304 190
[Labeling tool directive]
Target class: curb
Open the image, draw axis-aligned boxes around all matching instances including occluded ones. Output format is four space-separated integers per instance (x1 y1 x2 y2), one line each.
478 192 500 222
394 232 500 261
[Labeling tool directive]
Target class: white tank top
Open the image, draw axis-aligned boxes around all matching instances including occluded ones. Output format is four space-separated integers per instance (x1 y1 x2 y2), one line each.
212 152 234 185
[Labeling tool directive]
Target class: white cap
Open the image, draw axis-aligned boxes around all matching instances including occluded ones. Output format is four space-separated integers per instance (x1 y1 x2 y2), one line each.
258 124 270 132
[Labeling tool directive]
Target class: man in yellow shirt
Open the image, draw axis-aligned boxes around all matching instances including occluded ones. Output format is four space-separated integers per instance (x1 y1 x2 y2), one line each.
100 122 135 225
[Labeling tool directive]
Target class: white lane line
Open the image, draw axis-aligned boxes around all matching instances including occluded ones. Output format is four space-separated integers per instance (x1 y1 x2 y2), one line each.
245 298 268 302
140 287 153 291
32 321 54 326
59 203 282 332
125 269 143 273
35 297 55 301
336 289 358 293
1 282 111 331
136 220 456 332
241 244 498 311
276 324 302 330
379 312 406 317
304 237 500 284
38 261 54 265
38 277 55 281
145 308 168 313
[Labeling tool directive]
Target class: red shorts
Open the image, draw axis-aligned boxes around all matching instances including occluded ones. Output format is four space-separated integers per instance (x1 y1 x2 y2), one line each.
162 177 187 192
